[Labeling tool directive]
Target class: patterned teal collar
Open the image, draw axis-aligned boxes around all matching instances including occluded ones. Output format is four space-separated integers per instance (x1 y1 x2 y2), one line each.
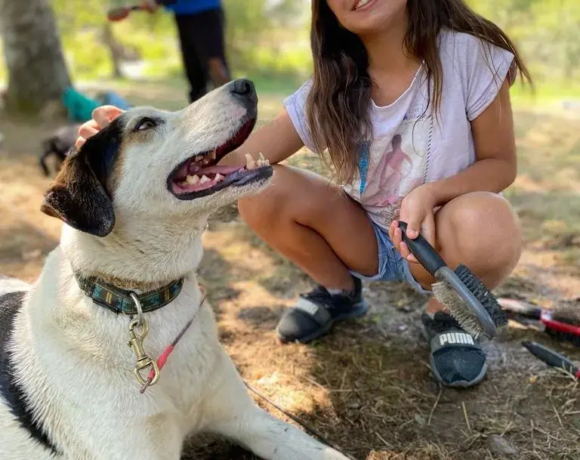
75 274 184 315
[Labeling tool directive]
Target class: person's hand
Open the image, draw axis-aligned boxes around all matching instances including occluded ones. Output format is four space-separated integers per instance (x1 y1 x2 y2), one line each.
75 106 125 148
389 184 439 264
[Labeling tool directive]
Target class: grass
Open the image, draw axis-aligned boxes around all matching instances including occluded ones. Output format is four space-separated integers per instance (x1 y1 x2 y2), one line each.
510 80 580 109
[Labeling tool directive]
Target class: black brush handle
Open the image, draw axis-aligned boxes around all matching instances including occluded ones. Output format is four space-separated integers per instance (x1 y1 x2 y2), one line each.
398 222 446 276
522 341 579 376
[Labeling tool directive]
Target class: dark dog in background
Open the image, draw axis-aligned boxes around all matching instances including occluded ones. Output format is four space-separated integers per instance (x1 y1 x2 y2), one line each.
39 124 81 177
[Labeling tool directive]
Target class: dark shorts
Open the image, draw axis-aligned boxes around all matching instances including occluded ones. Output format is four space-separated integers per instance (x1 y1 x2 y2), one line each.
350 220 430 295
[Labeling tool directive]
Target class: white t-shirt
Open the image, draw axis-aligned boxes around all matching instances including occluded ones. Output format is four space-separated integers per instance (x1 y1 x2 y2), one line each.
284 29 515 230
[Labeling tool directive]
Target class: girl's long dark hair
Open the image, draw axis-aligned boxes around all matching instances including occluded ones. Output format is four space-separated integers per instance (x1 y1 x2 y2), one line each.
306 0 531 184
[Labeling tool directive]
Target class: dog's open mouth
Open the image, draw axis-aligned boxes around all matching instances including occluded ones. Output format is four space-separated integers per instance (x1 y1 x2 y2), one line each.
167 118 272 200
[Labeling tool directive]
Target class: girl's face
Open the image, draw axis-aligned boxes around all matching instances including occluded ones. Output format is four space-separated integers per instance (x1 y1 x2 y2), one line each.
325 0 408 36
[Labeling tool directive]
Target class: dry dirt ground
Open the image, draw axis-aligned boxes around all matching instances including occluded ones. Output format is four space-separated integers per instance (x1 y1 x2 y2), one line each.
1 81 579 460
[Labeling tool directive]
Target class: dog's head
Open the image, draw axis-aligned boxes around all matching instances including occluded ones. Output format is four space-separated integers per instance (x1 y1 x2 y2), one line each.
41 79 272 237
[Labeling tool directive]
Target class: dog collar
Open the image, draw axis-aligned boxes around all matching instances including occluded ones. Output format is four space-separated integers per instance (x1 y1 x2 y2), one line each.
75 275 184 315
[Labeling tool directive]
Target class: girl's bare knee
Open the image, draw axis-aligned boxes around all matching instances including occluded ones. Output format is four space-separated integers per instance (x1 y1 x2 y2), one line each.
239 166 293 230
439 192 521 276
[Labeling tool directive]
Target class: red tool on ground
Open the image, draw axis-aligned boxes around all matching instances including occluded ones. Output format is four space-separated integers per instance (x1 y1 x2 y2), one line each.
500 298 580 347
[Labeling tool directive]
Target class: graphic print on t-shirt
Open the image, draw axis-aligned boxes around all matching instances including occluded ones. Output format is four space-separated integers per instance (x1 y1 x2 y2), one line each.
346 114 433 227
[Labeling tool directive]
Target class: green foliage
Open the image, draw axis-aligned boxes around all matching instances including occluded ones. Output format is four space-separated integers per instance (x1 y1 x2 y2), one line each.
63 30 111 79
43 0 311 83
1 0 577 100
469 0 580 85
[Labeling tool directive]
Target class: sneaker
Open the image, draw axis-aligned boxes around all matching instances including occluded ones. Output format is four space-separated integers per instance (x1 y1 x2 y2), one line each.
422 311 488 388
276 277 369 344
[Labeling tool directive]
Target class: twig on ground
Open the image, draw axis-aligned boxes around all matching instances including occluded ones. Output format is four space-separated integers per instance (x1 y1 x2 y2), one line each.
462 402 472 435
375 432 393 449
299 375 327 391
550 397 564 427
500 421 514 437
428 386 442 426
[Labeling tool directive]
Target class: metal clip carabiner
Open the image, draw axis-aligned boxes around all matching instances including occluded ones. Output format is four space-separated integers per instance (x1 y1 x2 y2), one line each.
127 318 160 387
127 293 160 389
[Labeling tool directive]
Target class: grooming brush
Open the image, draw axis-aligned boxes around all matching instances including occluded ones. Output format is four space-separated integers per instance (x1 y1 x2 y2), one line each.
500 298 580 347
522 341 580 379
398 222 507 339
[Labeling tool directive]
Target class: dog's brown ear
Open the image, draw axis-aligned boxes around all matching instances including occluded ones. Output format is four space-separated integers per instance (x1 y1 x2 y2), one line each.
41 151 115 237
41 121 124 237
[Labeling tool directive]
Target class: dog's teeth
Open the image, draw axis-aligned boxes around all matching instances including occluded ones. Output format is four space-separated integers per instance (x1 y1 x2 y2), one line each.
209 150 217 160
215 173 225 182
255 152 270 167
186 175 200 184
195 155 203 162
245 153 257 170
200 175 211 184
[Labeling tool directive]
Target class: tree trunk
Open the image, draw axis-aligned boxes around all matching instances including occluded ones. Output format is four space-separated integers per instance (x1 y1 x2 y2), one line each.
0 0 71 115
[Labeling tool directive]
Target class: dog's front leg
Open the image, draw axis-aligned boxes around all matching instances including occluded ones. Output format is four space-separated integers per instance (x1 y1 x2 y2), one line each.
219 408 350 460
202 351 349 460
73 414 184 460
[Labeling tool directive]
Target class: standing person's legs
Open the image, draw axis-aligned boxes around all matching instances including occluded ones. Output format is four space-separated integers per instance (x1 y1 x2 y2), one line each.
188 8 231 90
175 14 209 103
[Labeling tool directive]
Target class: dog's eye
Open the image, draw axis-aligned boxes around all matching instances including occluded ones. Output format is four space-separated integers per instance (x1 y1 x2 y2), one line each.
134 118 157 132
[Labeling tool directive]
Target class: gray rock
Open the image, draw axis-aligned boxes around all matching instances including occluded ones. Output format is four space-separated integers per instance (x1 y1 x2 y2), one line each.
488 435 518 457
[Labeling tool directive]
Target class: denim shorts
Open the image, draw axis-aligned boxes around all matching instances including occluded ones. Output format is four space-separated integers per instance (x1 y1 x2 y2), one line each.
350 221 430 295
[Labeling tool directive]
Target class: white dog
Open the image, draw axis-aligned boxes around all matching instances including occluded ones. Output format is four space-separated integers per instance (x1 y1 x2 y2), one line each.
0 80 348 460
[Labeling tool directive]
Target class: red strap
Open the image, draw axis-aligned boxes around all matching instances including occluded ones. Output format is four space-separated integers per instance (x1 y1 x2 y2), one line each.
141 286 207 394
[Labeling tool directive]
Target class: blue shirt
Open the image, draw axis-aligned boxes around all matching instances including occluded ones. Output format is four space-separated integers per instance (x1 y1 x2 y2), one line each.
162 0 221 15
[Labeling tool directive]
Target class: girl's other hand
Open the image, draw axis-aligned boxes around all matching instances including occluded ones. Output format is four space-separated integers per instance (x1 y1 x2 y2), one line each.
389 184 438 264
75 106 125 148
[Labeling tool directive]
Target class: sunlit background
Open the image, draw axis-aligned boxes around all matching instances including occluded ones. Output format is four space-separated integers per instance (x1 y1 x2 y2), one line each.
1 1 578 100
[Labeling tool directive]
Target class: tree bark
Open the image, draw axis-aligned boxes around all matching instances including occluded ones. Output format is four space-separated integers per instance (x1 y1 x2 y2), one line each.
0 0 71 115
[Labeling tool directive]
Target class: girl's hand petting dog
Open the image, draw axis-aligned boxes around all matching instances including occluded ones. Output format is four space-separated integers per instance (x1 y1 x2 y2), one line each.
389 183 439 264
75 106 125 148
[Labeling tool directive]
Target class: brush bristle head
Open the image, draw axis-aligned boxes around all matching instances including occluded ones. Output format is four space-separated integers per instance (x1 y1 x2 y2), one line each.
545 328 580 347
455 265 507 328
552 302 580 326
432 265 507 339
432 281 484 339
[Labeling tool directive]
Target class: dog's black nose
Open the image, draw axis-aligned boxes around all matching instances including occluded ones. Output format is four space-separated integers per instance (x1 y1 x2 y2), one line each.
230 79 257 103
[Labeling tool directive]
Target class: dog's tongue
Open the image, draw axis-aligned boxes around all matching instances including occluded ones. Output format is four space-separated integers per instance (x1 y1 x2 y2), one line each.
174 162 241 181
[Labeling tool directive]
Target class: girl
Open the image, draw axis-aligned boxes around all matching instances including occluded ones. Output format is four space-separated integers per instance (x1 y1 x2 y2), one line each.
78 0 530 388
